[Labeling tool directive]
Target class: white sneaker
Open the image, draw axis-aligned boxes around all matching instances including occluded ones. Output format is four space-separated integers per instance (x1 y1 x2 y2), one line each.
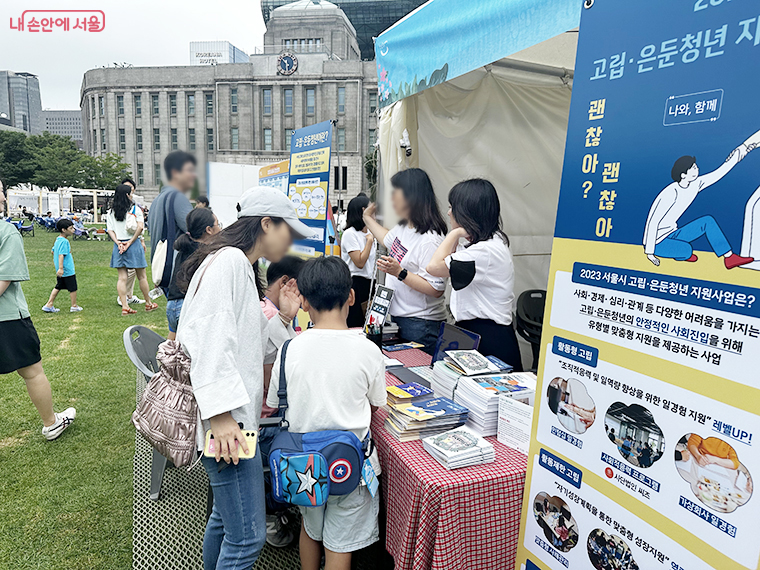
42 407 76 441
116 296 123 307
70 306 83 312
128 296 146 305
42 306 60 313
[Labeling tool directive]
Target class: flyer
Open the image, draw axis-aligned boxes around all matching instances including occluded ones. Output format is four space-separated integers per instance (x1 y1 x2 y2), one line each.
516 2 760 570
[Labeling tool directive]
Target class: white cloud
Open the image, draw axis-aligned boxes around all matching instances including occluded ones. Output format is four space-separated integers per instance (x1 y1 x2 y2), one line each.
1 0 266 109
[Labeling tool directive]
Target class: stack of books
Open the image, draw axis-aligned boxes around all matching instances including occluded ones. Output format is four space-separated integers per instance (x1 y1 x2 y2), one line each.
422 426 496 469
454 372 537 437
384 397 469 442
386 382 434 407
431 360 462 399
431 350 512 399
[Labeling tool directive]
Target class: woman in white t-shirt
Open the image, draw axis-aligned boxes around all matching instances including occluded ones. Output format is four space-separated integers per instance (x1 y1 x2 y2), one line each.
341 194 376 327
363 168 448 353
427 179 523 371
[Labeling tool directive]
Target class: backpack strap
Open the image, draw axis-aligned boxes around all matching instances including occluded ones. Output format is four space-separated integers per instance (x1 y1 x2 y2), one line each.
160 191 179 288
277 339 292 430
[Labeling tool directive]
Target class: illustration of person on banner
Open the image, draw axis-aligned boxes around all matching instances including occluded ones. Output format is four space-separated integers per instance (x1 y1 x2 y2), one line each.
642 134 760 269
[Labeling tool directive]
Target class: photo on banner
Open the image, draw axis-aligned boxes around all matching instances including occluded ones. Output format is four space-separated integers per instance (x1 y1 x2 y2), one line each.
516 2 760 570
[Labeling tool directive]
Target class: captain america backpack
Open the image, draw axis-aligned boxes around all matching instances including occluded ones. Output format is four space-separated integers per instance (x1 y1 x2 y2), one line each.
268 339 372 507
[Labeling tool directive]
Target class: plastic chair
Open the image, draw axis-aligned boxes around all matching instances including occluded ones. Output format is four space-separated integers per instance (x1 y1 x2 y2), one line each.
123 325 169 500
516 289 547 371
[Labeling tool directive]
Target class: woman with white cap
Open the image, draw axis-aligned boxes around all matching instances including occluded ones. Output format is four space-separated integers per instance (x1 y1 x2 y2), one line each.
175 187 313 570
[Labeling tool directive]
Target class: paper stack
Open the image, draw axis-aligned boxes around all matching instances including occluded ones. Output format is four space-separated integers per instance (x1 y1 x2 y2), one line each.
431 360 462 399
453 372 537 437
422 426 495 469
384 397 469 442
386 382 434 407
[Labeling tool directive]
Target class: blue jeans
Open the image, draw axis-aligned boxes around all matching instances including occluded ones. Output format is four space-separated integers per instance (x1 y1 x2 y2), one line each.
393 316 443 355
202 455 266 570
166 298 184 333
654 215 731 261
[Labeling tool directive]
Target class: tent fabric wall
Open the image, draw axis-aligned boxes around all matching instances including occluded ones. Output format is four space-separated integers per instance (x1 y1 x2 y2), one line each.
379 63 572 299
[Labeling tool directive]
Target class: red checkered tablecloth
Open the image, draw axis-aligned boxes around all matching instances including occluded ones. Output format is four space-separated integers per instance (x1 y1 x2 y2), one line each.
374 349 527 570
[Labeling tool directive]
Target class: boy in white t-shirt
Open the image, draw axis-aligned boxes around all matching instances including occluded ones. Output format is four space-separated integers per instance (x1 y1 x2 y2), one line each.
266 256 386 570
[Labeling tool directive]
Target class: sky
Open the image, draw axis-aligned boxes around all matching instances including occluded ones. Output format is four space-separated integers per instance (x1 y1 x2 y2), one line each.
0 0 267 109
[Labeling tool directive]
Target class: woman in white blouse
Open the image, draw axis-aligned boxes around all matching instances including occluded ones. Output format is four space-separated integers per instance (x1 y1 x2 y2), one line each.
340 194 376 327
427 179 523 371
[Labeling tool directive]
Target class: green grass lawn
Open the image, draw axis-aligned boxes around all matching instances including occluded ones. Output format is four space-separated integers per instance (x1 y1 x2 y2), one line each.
0 227 168 569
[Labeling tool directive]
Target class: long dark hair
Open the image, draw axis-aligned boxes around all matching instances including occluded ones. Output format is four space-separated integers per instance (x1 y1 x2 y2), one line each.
448 178 509 246
176 216 284 299
390 168 447 235
345 193 369 232
174 208 216 254
112 184 133 221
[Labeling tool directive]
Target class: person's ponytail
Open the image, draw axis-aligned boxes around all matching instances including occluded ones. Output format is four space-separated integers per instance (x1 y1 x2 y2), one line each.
174 208 216 254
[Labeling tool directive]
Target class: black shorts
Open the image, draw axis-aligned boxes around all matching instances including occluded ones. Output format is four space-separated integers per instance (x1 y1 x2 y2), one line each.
0 317 42 374
55 274 78 292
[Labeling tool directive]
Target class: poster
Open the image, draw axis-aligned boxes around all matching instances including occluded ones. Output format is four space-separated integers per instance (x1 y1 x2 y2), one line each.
288 121 333 257
516 3 760 570
258 159 290 195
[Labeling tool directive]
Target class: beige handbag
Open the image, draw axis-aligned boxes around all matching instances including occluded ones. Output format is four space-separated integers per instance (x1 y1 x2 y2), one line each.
131 249 224 467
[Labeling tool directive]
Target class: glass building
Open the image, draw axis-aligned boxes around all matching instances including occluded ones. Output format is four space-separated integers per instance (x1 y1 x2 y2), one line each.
0 71 43 134
261 0 427 60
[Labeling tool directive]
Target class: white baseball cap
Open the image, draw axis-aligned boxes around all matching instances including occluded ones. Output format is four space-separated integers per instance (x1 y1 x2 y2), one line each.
237 186 315 239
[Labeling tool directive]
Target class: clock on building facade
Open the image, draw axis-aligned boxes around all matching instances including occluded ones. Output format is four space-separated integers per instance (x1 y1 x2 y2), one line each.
277 53 298 75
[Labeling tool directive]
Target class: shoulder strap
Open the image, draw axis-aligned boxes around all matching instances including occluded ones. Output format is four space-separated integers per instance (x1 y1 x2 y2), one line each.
191 247 226 297
160 192 179 286
277 339 293 429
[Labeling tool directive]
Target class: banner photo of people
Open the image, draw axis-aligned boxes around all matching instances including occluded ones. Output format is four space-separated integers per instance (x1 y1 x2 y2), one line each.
516 2 760 570
287 120 333 257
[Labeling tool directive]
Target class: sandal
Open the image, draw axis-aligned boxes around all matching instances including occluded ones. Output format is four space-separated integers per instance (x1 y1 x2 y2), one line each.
122 308 137 316
145 302 158 312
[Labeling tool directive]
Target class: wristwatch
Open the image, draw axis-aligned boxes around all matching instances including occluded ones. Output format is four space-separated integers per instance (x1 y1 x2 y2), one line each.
397 268 408 282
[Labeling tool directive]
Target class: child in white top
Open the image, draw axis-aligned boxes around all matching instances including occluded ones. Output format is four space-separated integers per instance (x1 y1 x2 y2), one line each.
340 194 377 327
266 256 386 569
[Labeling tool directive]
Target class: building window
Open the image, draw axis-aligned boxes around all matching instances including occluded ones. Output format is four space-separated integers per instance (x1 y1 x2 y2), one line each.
231 127 239 150
137 163 144 186
306 88 315 116
153 128 160 151
117 95 124 115
284 89 293 115
369 91 378 114
154 163 161 185
263 89 272 115
230 88 238 113
189 128 196 150
338 87 345 114
171 128 178 150
264 128 272 151
151 94 159 116
136 128 143 151
99 96 104 116
285 128 294 149
337 128 346 151
134 94 142 116
368 128 376 152
205 93 213 115
207 128 214 151
91 97 96 119
119 128 126 151
99 128 106 150
92 129 96 150
187 94 195 116
169 93 177 115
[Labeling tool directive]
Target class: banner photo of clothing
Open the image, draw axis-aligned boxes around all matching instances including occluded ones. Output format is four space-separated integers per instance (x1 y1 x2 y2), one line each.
516 2 760 570
288 121 333 257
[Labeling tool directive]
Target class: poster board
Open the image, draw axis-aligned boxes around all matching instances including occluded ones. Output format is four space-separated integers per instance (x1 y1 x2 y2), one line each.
287 121 333 257
258 159 290 195
47 193 60 217
206 162 263 229
516 3 760 570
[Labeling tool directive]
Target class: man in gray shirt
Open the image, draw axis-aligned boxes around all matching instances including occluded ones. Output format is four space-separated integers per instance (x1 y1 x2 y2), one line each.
148 151 197 283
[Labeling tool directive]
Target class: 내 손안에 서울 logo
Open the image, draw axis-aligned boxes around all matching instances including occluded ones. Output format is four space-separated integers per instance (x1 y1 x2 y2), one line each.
10 10 105 32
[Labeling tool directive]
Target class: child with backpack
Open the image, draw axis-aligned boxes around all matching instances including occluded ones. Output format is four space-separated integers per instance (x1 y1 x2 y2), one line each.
266 256 386 570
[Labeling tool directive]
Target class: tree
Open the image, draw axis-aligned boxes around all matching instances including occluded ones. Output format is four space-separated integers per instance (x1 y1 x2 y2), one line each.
0 131 34 190
30 136 82 191
78 153 132 189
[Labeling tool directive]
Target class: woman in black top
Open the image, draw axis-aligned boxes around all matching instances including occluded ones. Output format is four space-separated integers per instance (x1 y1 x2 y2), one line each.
165 208 220 339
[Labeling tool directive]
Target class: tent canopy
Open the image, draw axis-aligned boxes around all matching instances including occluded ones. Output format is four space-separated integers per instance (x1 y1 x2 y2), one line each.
374 0 581 108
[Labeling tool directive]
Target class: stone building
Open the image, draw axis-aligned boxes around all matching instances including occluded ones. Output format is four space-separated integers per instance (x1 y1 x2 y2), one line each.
42 110 83 148
80 0 378 204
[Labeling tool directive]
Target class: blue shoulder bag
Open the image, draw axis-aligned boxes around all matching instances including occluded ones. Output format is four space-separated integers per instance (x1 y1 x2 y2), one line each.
268 339 372 507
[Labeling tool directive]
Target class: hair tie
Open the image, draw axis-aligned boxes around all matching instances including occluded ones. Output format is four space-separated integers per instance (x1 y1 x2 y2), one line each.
185 232 191 237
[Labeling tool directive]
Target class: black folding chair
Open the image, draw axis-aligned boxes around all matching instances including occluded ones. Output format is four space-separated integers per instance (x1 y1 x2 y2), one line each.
516 289 547 371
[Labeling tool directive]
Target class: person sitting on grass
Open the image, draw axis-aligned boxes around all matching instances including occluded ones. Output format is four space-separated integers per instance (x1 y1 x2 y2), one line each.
0 189 76 440
42 219 83 313
266 256 387 570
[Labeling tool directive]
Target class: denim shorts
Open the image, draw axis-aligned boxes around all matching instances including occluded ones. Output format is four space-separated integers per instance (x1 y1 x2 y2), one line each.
166 298 184 333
